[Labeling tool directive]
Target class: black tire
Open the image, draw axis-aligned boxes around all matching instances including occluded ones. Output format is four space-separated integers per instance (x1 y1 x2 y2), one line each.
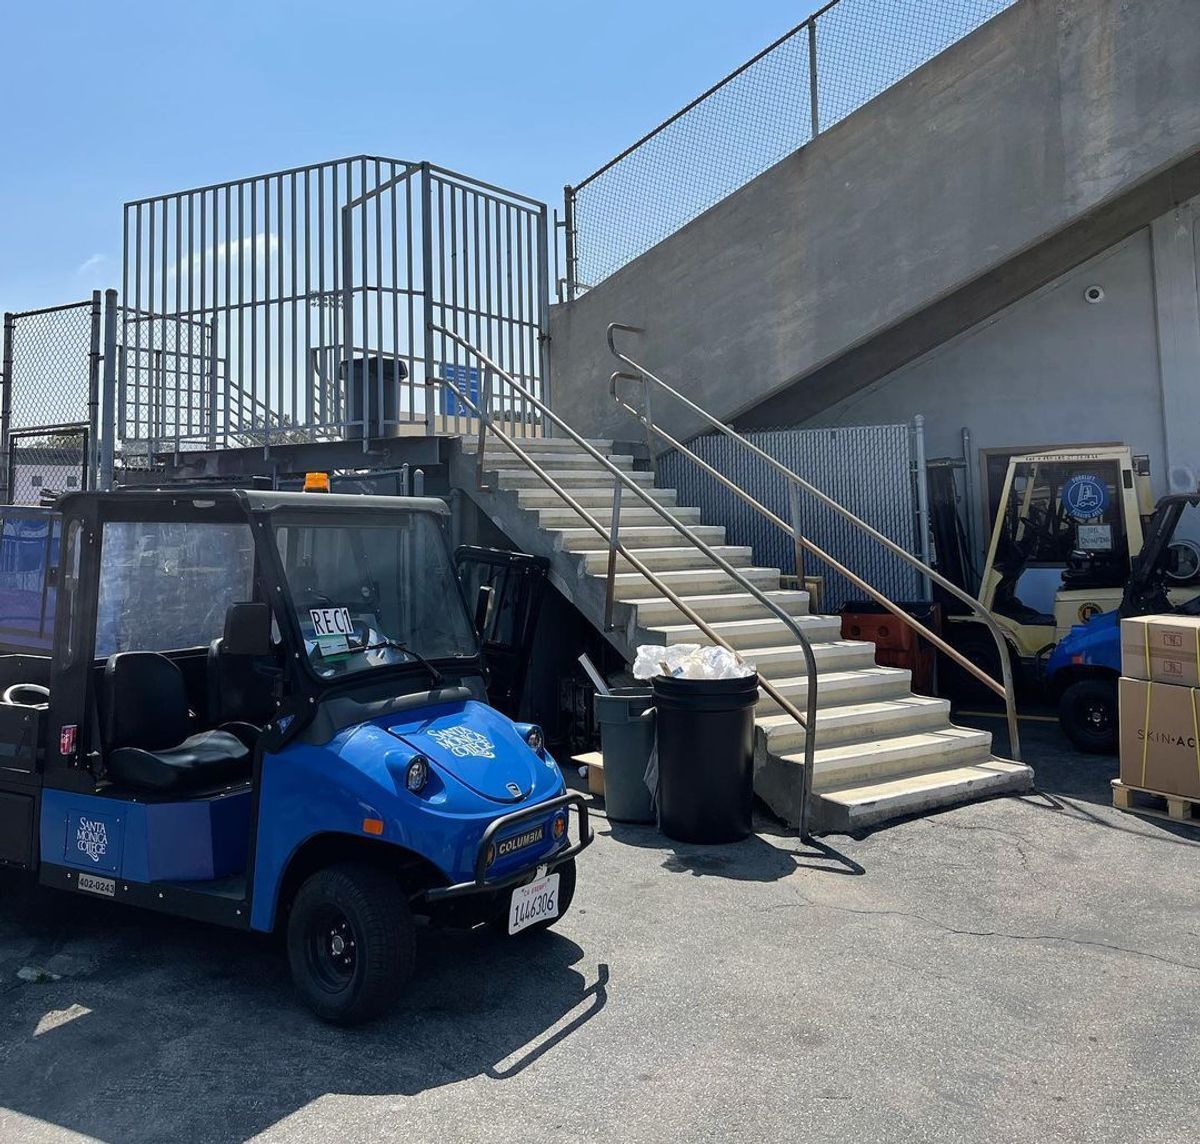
1058 678 1119 755
939 626 1009 705
286 862 415 1025
490 858 577 937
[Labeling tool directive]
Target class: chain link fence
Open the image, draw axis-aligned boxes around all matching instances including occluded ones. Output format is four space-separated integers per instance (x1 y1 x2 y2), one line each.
658 421 926 612
6 425 90 505
566 0 1020 293
1 296 102 501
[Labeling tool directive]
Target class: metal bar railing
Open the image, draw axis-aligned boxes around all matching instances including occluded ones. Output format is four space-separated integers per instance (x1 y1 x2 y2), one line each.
607 323 1022 763
432 323 823 838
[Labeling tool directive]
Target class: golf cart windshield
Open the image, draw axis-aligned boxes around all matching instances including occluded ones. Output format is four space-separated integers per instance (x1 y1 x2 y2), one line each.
274 512 478 680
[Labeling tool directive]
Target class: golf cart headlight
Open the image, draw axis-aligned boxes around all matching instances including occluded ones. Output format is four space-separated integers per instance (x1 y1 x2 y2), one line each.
406 755 429 793
485 842 497 868
552 812 568 841
524 726 545 755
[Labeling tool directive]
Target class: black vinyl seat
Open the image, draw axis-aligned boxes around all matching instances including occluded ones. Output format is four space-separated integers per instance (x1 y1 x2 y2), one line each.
102 652 250 794
206 639 276 744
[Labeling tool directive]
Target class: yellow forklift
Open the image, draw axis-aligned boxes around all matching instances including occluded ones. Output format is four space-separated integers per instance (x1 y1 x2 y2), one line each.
943 445 1200 689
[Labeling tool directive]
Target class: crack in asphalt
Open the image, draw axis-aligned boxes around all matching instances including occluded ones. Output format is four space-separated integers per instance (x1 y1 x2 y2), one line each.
765 896 1200 974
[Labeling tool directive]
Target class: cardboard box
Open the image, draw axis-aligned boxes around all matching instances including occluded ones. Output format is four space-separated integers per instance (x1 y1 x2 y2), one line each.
1118 677 1200 799
1120 615 1200 687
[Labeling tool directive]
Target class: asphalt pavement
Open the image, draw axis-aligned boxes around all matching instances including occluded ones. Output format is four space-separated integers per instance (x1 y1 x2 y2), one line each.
1 718 1198 1143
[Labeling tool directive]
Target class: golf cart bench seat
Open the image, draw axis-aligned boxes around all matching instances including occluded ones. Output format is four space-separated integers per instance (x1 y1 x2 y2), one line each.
103 652 252 794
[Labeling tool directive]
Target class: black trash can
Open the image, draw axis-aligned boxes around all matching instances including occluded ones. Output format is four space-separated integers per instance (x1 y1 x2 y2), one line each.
651 673 759 844
594 688 656 824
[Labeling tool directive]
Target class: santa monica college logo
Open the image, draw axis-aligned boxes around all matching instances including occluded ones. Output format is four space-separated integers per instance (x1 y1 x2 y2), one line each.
76 817 109 863
427 726 496 759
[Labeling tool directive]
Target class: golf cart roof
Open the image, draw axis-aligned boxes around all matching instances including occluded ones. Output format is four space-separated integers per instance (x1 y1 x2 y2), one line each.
56 488 449 518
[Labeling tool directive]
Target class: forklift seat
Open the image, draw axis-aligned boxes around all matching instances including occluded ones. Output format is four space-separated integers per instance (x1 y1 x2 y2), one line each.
102 652 251 794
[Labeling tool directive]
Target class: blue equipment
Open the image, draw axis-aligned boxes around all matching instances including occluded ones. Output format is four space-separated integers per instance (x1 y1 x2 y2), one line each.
0 488 591 1024
1045 493 1200 754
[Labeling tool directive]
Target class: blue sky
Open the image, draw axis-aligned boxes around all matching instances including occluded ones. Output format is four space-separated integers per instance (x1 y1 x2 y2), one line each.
0 1 821 314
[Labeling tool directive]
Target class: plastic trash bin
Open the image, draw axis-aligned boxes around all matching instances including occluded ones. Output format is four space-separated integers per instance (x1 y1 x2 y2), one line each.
594 688 656 824
651 673 759 843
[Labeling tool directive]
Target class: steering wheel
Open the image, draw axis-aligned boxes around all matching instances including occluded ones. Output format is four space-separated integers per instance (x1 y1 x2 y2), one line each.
3 683 49 707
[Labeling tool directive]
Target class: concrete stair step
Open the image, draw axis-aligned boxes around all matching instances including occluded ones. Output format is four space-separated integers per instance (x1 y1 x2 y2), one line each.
756 694 952 752
611 566 782 600
803 725 993 789
516 486 679 509
753 666 912 715
462 437 614 454
811 759 1034 833
580 545 755 574
536 505 703 530
556 524 726 552
753 725 1001 826
633 589 810 627
644 612 842 651
497 469 656 489
736 639 881 678
487 453 636 472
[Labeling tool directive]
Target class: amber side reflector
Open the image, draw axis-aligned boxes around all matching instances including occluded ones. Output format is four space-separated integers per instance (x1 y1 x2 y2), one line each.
362 818 384 836
304 471 331 493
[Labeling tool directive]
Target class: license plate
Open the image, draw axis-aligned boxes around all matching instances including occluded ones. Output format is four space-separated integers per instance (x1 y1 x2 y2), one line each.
77 872 115 898
508 872 560 935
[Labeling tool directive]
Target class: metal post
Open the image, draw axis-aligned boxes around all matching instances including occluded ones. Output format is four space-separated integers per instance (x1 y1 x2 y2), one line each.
1 312 14 503
475 369 492 491
563 186 577 304
339 201 358 446
420 163 436 434
641 377 658 484
413 467 425 497
100 290 119 491
787 480 806 587
961 425 978 569
807 19 820 138
913 414 933 600
207 319 219 449
536 202 552 435
603 469 623 631
86 291 102 490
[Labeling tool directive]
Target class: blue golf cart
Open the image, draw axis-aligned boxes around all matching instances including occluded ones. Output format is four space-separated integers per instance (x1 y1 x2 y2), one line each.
0 488 591 1024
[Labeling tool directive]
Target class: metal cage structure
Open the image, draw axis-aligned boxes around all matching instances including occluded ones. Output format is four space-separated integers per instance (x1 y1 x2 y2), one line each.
121 157 551 456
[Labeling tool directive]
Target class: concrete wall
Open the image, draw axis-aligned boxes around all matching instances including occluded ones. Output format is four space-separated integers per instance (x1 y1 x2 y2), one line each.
805 193 1200 556
806 230 1164 473
550 0 1200 445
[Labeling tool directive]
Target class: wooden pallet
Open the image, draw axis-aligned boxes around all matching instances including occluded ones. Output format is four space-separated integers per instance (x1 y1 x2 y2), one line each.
1112 780 1200 827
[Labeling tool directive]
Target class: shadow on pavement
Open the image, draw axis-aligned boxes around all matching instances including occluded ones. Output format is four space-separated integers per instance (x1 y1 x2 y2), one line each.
0 877 609 1143
605 816 865 879
956 706 1200 845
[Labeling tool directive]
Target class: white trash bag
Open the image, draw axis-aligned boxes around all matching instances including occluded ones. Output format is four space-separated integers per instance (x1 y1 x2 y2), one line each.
632 643 755 681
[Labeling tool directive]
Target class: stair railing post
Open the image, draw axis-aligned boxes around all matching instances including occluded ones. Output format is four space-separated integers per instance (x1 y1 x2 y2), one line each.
787 479 806 587
640 376 657 483
603 469 623 631
475 367 492 491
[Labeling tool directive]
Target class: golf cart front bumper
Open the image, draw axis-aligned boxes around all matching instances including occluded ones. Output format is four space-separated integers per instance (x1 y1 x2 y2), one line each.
423 792 593 903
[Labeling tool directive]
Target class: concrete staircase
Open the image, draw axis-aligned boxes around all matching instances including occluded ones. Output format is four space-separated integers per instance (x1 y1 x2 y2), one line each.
452 435 1032 833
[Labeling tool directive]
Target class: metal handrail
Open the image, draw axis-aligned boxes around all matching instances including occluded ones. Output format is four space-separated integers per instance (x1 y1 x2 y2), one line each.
607 322 1023 762
432 323 823 838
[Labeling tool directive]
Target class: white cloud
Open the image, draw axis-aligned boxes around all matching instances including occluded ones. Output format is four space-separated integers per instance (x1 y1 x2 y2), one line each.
171 231 279 278
76 253 107 276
